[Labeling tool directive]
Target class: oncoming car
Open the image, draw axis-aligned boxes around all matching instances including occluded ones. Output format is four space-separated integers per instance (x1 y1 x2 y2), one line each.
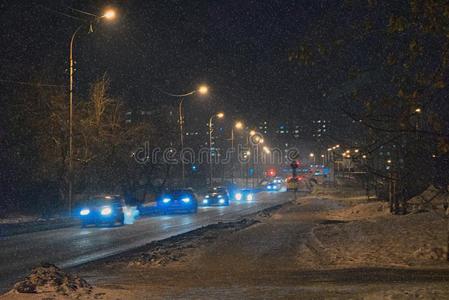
234 189 255 202
202 186 230 206
266 182 281 191
78 195 126 227
157 189 198 214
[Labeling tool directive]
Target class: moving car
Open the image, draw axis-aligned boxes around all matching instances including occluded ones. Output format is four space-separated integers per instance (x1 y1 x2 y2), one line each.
78 195 126 227
266 182 281 191
234 189 255 202
202 186 230 206
157 189 198 214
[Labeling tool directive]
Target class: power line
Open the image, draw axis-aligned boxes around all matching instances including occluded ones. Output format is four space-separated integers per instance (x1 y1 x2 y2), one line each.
0 79 65 88
36 5 88 23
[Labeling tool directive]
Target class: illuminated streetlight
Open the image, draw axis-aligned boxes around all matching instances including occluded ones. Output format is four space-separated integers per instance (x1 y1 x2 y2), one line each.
231 121 244 183
415 108 422 113
159 84 209 185
263 146 270 154
198 85 209 95
249 130 256 136
102 9 116 20
354 149 359 153
209 112 225 186
67 8 118 215
235 121 244 129
309 153 315 164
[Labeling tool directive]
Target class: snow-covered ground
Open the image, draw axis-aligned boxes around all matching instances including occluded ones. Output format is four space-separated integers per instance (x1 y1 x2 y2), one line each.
3 184 449 299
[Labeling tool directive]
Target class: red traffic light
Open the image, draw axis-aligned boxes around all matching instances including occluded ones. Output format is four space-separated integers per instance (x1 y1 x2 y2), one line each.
267 168 276 177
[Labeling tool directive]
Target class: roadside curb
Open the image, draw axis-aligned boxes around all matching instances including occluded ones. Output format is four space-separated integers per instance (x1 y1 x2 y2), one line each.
0 218 79 237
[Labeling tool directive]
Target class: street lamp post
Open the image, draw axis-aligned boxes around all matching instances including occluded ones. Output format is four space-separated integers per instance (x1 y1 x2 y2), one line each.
155 85 208 186
231 121 244 184
178 97 185 186
309 153 315 164
209 112 224 186
67 9 116 215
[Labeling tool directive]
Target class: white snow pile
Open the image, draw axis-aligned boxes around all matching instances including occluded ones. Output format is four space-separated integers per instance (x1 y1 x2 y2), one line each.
408 185 449 213
325 201 389 221
12 263 92 296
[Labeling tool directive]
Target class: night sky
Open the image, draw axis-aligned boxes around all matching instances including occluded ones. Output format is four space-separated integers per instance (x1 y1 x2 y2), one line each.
0 0 328 129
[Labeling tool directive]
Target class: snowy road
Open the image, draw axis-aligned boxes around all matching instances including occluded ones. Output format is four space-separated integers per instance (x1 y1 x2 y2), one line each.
0 191 293 292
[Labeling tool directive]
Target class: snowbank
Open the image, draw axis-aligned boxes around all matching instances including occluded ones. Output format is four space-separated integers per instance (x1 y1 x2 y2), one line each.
325 201 389 221
9 263 91 296
298 209 448 269
408 185 449 213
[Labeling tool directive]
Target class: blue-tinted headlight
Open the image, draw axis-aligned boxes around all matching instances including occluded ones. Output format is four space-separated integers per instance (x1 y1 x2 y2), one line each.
80 208 90 216
203 199 208 204
219 199 225 204
162 197 171 203
181 197 191 203
247 193 254 201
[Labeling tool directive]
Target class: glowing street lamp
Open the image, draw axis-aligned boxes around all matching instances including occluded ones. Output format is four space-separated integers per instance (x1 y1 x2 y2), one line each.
309 153 315 164
230 121 244 183
155 84 209 186
102 9 116 20
198 85 209 95
67 7 117 215
209 112 225 186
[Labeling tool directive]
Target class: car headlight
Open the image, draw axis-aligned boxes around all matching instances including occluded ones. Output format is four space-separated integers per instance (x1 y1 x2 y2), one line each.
181 197 191 203
235 193 242 200
267 185 272 190
219 199 225 204
205 195 210 198
80 208 90 216
218 195 223 198
203 199 208 204
246 193 254 201
101 206 112 216
162 197 171 203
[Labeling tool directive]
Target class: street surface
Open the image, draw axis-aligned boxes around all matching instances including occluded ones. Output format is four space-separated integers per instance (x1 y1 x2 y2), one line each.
0 191 292 293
